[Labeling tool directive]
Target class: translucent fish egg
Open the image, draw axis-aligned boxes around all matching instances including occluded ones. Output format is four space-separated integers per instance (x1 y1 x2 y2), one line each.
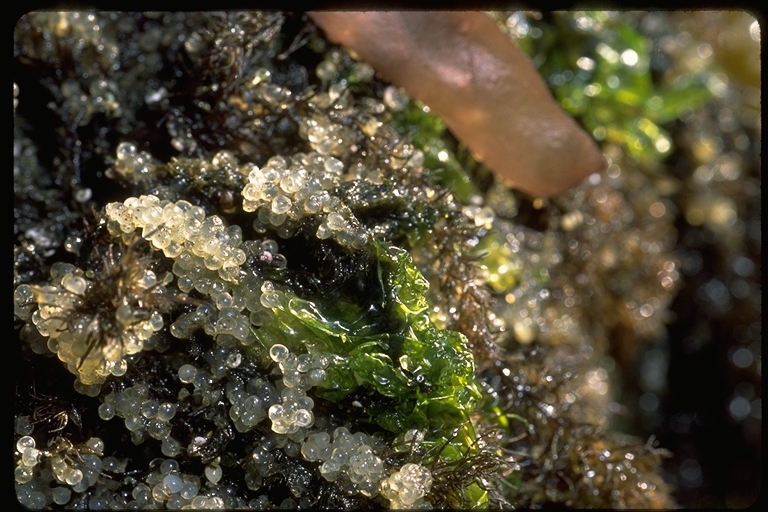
16 436 35 453
269 344 290 363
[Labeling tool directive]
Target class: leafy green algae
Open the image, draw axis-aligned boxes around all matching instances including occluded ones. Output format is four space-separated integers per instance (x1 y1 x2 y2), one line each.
252 241 482 456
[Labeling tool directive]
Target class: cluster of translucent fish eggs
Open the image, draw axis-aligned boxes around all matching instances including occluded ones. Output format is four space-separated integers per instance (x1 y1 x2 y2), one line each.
15 436 44 484
269 343 329 391
241 153 369 249
107 194 263 347
13 262 162 387
268 388 315 435
106 195 246 283
301 112 357 158
112 141 158 183
15 436 106 509
242 154 340 222
379 462 434 509
131 459 211 508
301 427 387 497
170 294 256 348
266 344 331 435
225 375 278 434
98 383 182 457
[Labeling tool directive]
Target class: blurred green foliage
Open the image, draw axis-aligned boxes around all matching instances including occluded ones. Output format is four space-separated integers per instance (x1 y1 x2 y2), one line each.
501 11 713 164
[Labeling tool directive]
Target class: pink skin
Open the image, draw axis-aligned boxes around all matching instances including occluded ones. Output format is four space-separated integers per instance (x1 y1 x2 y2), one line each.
308 11 605 198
